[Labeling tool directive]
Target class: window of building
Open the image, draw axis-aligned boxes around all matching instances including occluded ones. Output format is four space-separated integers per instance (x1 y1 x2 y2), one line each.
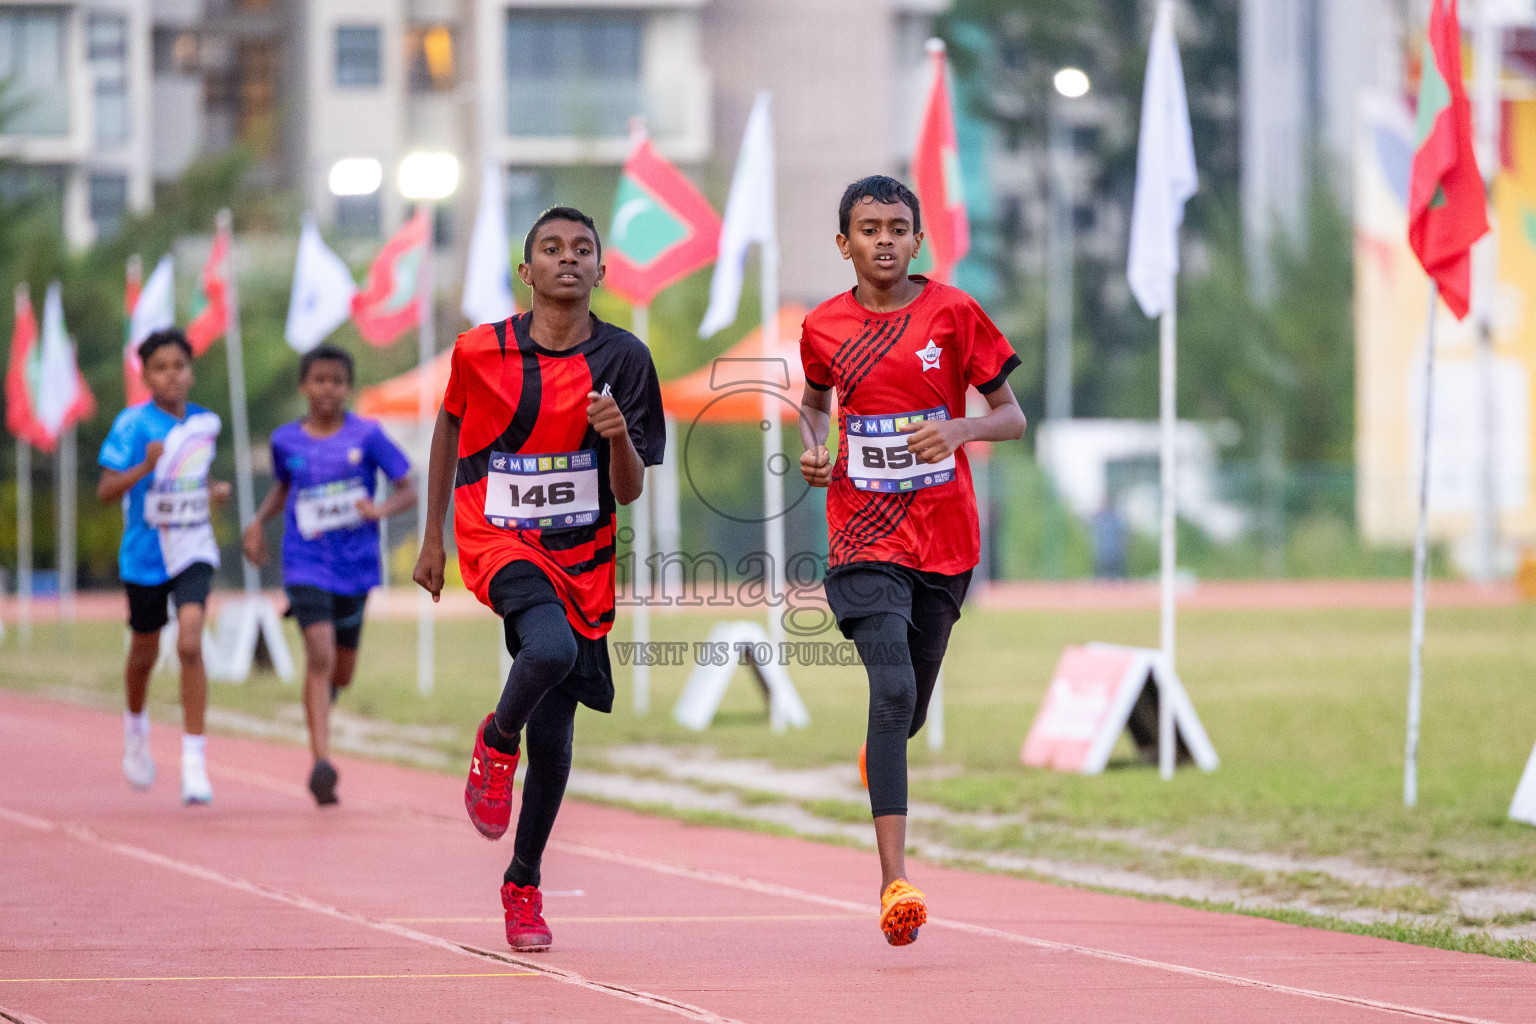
0 9 69 136
152 28 200 76
335 25 382 88
504 12 642 137
408 24 456 93
89 14 129 147
237 40 278 155
90 173 129 240
505 169 552 243
334 193 381 237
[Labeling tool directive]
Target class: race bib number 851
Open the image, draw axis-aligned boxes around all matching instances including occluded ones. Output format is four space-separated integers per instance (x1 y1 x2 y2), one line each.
845 406 957 493
484 449 601 531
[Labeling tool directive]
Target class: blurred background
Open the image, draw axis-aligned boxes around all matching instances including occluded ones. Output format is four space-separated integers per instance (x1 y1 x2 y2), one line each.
0 0 1526 592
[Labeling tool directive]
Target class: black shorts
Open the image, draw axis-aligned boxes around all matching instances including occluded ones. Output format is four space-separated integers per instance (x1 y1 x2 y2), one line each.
823 561 971 654
488 560 614 715
125 562 215 635
284 586 368 650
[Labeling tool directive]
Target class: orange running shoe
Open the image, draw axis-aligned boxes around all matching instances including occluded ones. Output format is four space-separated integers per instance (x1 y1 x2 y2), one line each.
859 742 868 789
465 713 519 840
880 878 927 946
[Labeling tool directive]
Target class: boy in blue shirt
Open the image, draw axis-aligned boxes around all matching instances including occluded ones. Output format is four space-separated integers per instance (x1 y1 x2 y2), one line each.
97 329 231 805
244 344 415 805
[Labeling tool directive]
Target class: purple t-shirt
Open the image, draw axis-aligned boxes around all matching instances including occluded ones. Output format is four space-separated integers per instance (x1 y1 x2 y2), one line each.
270 413 411 595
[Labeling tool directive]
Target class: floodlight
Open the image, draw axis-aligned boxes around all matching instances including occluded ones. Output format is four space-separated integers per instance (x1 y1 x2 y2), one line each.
328 158 382 197
1054 68 1091 99
398 152 460 201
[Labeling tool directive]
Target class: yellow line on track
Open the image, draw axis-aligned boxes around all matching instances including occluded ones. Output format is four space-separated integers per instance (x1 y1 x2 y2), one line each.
0 972 538 984
387 914 866 924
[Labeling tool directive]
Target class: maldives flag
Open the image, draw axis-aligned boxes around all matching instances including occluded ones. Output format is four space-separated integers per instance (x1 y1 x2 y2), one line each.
352 209 429 346
186 221 231 354
912 39 969 283
1408 0 1488 320
123 256 150 406
604 123 722 307
5 285 44 447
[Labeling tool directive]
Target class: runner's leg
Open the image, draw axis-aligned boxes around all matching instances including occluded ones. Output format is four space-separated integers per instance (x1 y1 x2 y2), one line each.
175 601 208 736
483 601 577 752
504 685 578 888
125 632 157 713
300 621 337 762
851 611 916 891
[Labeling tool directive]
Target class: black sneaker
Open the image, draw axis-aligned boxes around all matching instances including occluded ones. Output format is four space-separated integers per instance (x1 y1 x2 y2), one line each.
308 759 339 806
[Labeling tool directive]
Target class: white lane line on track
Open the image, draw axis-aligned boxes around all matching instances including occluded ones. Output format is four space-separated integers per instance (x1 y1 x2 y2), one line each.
549 840 1516 1024
0 806 743 1024
0 1003 52 1024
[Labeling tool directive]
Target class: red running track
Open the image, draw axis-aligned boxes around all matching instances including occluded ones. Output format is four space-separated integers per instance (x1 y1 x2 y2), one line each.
2 688 1533 1024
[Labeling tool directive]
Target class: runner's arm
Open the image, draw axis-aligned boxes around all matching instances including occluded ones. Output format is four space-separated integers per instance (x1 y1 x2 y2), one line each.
412 407 460 602
902 384 1026 464
97 440 163 503
359 474 417 521
798 384 833 487
588 391 643 505
242 480 290 565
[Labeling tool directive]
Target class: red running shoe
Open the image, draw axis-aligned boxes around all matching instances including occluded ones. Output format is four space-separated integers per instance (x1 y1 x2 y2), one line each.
501 882 552 951
465 713 519 840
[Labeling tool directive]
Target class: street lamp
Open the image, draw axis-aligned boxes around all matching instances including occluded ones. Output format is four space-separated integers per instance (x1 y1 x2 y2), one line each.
1047 68 1090 423
398 150 459 696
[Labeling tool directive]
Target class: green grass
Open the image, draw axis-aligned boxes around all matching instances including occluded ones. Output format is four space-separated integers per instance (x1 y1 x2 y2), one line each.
7 600 1536 948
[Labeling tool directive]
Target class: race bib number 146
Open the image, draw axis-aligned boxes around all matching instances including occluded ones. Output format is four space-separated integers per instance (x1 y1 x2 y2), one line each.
484 449 601 531
845 406 957 493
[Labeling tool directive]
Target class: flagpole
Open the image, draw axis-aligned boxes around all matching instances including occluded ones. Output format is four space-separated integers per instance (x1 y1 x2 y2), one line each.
761 223 786 732
1158 277 1177 781
57 423 76 635
631 303 652 715
15 432 31 649
218 209 261 599
1406 285 1440 809
416 206 436 697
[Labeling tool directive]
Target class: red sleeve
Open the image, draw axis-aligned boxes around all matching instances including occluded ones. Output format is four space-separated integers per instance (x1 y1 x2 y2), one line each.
443 334 467 418
799 314 833 391
958 295 1020 394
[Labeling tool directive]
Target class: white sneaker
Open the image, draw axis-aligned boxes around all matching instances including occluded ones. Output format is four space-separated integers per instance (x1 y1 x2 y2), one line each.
181 754 213 805
123 732 155 790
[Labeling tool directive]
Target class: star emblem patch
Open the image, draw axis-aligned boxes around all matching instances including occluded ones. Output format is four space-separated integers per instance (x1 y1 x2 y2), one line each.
916 340 942 372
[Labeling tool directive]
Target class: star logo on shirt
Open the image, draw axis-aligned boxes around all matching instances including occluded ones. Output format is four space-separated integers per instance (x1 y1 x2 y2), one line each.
916 340 942 372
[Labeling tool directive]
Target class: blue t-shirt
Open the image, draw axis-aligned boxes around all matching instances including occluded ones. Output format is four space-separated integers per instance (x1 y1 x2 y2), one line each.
271 412 411 596
99 401 215 586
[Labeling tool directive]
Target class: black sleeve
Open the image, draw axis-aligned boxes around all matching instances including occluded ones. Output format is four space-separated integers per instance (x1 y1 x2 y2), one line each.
617 344 667 467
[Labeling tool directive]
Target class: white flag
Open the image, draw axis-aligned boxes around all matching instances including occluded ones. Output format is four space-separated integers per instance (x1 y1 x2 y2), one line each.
286 213 358 353
36 281 81 440
1127 0 1198 319
462 161 517 326
129 255 175 346
700 91 777 338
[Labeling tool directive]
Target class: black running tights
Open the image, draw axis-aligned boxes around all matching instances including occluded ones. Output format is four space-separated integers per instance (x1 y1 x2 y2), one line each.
488 601 579 890
852 612 947 818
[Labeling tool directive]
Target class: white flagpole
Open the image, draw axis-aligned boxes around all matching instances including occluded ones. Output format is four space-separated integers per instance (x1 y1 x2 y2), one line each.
1158 278 1177 781
631 303 652 715
416 208 436 697
57 424 76 632
761 238 785 632
218 209 261 599
16 432 31 648
1406 286 1440 809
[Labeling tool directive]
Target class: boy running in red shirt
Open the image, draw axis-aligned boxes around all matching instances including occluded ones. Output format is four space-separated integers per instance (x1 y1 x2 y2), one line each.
799 176 1025 946
414 206 665 952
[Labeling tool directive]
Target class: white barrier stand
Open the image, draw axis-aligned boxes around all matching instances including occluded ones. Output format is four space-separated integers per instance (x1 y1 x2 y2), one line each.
1021 642 1217 775
208 596 296 684
1510 740 1536 826
673 620 808 734
927 668 945 752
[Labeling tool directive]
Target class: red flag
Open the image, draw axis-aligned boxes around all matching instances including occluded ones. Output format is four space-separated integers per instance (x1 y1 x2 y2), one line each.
186 223 231 354
1408 0 1488 320
604 123 722 307
352 210 429 346
123 256 150 405
911 40 970 283
5 285 45 447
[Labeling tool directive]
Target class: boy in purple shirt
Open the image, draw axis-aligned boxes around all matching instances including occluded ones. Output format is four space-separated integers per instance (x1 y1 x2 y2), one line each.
244 345 415 804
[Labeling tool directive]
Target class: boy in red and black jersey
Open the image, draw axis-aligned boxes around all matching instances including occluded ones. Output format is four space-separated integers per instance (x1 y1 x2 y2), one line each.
415 206 664 952
799 176 1025 946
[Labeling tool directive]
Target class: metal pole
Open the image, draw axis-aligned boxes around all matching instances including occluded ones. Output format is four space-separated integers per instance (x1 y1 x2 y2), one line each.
57 424 76 633
762 227 786 732
218 209 261 598
1471 2 1501 584
1406 286 1440 809
416 206 436 696
1046 104 1075 422
16 434 32 648
1158 294 1177 781
631 303 652 716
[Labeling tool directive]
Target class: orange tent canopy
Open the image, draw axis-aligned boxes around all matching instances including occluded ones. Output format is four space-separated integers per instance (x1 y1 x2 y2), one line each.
660 305 812 424
355 349 452 420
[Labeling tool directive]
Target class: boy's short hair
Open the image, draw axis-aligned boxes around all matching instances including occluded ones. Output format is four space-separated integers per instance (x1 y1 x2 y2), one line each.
522 206 602 264
299 343 355 385
138 328 193 365
838 175 923 237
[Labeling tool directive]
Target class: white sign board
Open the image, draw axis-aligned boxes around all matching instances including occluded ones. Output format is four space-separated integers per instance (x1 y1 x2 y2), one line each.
673 620 808 734
1510 739 1536 827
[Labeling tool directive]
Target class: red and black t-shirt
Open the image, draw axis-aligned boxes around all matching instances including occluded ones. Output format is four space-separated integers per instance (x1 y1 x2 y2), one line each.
444 312 665 637
800 278 1019 574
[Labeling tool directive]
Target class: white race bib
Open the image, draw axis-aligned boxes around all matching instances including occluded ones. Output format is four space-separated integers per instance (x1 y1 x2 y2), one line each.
295 479 369 539
144 485 210 528
484 449 601 531
844 406 957 493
